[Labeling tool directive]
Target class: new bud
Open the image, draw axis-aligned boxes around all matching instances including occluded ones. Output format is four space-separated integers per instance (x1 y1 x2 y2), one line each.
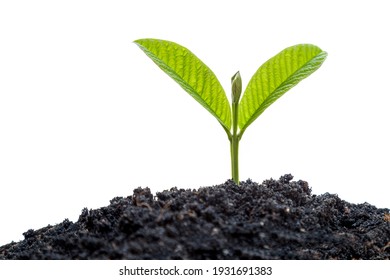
231 71 242 104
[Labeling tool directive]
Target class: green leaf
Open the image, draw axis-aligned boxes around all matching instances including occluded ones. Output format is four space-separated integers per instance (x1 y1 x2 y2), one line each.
238 44 327 135
134 39 231 131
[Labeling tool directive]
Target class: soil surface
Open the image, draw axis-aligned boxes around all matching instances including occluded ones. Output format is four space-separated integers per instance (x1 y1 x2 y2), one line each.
1 174 389 259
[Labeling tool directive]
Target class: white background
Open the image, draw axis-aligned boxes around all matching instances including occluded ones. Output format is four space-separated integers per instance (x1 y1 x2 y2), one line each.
0 260 388 279
0 0 389 246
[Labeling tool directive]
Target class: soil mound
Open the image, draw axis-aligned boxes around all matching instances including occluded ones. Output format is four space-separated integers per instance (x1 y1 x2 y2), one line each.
1 174 389 259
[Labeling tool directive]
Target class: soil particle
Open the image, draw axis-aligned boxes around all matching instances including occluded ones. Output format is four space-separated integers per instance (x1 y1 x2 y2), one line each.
1 174 389 259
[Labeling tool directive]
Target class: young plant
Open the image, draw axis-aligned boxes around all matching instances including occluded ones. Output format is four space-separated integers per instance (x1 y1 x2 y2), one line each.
134 39 327 184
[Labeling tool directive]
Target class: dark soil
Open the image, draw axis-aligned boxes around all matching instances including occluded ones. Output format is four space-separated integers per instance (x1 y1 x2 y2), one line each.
1 174 389 259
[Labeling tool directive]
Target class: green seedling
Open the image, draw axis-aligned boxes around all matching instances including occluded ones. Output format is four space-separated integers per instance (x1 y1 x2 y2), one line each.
134 39 327 184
